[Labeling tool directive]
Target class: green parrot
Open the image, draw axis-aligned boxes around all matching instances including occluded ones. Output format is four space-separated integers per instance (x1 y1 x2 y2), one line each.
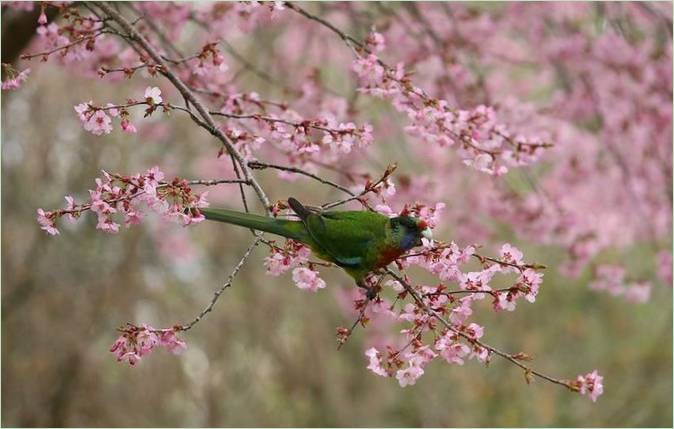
200 198 433 297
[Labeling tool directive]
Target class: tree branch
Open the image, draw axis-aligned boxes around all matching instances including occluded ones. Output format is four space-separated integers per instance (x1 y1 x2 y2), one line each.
95 2 271 212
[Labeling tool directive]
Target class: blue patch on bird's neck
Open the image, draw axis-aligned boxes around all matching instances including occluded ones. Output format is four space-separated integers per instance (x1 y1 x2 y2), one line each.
400 231 418 251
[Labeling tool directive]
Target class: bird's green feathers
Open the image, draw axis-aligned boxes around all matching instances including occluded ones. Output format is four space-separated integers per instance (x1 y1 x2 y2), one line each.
199 208 310 242
200 198 428 283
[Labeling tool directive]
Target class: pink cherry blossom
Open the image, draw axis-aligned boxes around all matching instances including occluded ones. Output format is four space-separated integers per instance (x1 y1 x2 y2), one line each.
74 101 92 121
366 31 386 53
500 243 524 266
36 208 59 235
110 324 186 366
435 333 471 365
120 119 137 133
576 370 604 402
144 86 163 104
264 240 310 276
624 282 651 304
395 363 424 387
520 269 544 303
291 267 326 292
83 110 113 136
364 347 388 377
1 67 30 90
657 251 672 286
465 323 484 340
158 329 187 354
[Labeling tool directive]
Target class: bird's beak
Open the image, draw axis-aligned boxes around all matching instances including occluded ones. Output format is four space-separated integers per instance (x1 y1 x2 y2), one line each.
421 227 433 240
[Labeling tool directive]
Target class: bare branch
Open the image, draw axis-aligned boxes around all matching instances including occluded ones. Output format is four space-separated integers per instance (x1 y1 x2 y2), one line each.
180 238 261 331
248 161 355 196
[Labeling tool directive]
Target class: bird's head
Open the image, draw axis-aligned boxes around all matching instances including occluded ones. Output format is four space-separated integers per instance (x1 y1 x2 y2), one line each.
390 216 433 250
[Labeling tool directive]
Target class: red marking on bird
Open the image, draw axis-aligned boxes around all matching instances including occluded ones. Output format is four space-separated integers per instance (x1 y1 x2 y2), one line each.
377 245 406 267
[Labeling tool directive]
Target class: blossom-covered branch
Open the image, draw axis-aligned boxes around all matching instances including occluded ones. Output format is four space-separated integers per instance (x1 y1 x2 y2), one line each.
286 2 554 176
37 166 246 235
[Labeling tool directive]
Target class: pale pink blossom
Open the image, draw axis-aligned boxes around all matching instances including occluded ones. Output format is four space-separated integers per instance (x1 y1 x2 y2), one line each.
158 329 187 354
465 323 484 340
657 251 672 286
395 363 424 387
105 103 119 117
374 204 396 217
1 68 30 90
121 119 137 134
64 195 78 222
84 110 113 135
521 269 544 303
500 243 524 266
291 267 326 292
493 291 516 312
624 282 651 304
144 86 163 104
364 347 388 377
74 101 92 121
110 325 186 366
435 334 471 365
36 208 59 235
366 31 386 52
576 370 604 402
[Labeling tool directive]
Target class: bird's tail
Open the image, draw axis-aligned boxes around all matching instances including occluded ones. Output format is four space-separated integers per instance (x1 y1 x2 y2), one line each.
200 207 308 242
287 197 312 221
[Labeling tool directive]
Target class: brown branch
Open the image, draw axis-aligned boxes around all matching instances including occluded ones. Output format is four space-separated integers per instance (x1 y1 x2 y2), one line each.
248 161 355 196
321 163 397 210
285 2 364 52
20 31 106 60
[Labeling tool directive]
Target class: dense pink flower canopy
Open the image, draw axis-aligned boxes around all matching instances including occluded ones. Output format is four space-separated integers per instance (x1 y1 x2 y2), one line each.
10 0 672 402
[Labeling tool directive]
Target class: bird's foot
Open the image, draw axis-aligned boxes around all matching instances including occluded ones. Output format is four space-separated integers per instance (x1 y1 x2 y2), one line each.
357 279 381 300
365 284 381 300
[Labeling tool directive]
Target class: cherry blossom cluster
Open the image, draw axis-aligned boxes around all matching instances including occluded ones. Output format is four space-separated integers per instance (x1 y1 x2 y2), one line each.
338 3 671 301
217 113 374 164
21 3 116 78
589 265 652 304
344 241 601 401
571 370 604 403
351 33 552 176
36 166 209 236
110 323 186 366
264 239 327 292
73 86 166 135
1 64 31 90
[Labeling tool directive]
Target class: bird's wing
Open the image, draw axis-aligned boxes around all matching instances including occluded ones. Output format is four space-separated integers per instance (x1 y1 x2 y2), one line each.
303 211 385 268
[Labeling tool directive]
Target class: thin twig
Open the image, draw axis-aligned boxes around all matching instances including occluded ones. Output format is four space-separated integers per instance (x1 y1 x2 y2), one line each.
321 163 396 210
248 161 355 196
179 238 261 331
